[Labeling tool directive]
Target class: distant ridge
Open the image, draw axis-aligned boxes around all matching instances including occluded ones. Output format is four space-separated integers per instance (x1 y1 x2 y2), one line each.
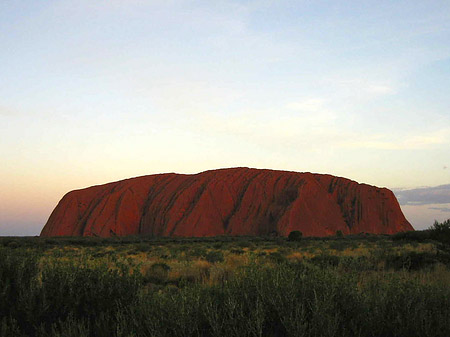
41 167 413 237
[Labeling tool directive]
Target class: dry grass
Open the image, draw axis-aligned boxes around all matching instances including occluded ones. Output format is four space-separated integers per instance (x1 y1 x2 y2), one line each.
35 239 449 290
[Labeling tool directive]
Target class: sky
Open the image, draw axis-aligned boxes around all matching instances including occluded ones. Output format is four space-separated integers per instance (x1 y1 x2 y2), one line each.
1 0 449 236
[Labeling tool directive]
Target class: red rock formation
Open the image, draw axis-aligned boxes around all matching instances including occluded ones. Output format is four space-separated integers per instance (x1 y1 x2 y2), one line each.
40 168 413 237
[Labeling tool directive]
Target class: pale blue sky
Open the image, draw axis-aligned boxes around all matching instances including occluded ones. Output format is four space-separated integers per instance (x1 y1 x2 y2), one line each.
1 0 449 235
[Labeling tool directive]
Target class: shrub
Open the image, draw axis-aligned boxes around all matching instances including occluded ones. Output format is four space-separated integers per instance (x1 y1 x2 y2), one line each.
268 251 287 264
38 261 141 327
0 317 22 337
0 249 39 327
189 246 207 258
235 240 251 248
212 242 225 249
385 251 450 271
178 261 212 285
205 250 224 263
392 230 431 242
393 219 450 245
310 254 340 267
144 263 171 284
134 242 151 252
329 240 347 251
430 219 450 232
288 230 303 241
230 248 245 255
6 241 20 249
429 219 450 244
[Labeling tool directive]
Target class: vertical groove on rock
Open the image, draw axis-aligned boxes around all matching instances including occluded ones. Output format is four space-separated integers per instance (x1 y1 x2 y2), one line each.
169 180 209 236
222 170 264 231
79 186 115 236
139 174 178 235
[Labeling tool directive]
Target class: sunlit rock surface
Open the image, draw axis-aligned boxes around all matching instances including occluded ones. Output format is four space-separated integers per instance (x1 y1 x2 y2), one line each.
40 168 413 237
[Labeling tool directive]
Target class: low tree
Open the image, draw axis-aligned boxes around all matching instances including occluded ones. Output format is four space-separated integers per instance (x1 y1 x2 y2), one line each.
288 230 303 241
429 219 450 244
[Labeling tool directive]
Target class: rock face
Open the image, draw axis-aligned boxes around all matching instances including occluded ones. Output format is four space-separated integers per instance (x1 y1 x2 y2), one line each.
40 168 413 237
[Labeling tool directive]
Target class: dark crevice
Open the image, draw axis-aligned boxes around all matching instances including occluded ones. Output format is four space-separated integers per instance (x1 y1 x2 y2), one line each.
169 180 209 236
222 171 264 231
79 186 116 235
139 175 179 235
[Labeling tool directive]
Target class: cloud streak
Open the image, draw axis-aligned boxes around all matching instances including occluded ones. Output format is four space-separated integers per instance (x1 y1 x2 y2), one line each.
429 207 450 213
394 184 450 206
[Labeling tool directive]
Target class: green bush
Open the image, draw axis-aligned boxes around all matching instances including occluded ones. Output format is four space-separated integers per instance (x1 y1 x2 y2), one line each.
205 250 224 263
230 248 245 255
385 251 450 270
188 246 207 258
144 262 171 284
268 251 287 264
287 230 303 241
310 253 340 267
429 219 450 244
134 242 151 252
0 250 39 337
393 219 450 245
329 240 347 251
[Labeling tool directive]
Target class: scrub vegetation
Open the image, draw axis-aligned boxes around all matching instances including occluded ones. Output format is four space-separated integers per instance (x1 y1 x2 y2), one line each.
1 219 450 337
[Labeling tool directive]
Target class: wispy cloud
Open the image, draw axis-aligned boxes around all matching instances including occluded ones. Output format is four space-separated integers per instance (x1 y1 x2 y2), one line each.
429 206 450 213
394 184 450 205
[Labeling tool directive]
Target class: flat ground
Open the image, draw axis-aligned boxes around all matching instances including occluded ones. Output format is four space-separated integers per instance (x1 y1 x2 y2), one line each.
1 231 450 337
